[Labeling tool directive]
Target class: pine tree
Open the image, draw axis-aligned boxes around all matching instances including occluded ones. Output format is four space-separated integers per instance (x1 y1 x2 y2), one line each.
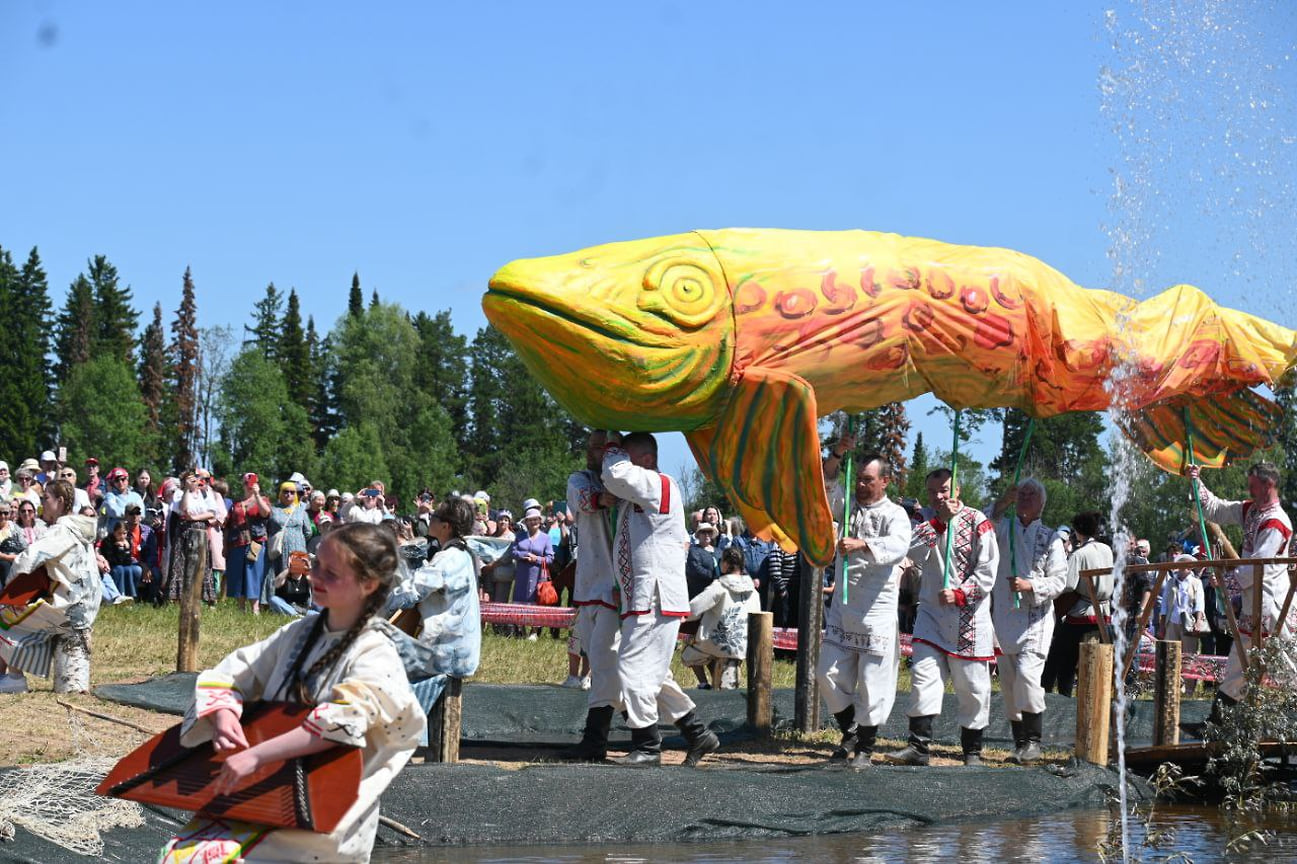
278 289 312 408
88 255 138 363
0 248 54 456
348 272 363 318
169 268 201 471
370 288 380 309
412 310 471 451
245 283 282 359
53 274 95 381
138 302 168 460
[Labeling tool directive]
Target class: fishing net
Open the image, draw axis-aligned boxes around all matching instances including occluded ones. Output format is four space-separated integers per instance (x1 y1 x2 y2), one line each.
0 702 146 858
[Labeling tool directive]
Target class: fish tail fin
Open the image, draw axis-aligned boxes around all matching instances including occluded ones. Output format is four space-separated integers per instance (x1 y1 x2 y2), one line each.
1118 389 1281 472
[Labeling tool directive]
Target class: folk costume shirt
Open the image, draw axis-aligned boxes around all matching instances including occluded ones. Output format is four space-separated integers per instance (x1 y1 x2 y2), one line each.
1196 483 1294 637
991 517 1068 654
599 447 689 618
909 505 999 660
174 615 424 863
567 468 616 609
825 481 912 657
389 544 482 680
1063 539 1115 621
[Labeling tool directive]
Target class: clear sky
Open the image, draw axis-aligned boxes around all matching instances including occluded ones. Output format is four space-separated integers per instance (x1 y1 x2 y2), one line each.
2 3 1295 484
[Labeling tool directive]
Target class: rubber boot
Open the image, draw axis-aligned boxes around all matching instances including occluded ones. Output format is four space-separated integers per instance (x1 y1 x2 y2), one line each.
850 725 878 770
885 715 933 766
829 706 858 764
1007 719 1026 764
561 705 613 762
961 726 984 767
612 724 662 767
676 711 720 767
1017 712 1044 763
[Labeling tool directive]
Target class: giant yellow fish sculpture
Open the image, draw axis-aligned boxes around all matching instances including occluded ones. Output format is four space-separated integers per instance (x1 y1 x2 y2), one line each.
483 228 1297 567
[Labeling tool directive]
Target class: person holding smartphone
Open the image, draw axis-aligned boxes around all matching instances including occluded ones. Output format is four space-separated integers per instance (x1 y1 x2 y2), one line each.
346 486 386 526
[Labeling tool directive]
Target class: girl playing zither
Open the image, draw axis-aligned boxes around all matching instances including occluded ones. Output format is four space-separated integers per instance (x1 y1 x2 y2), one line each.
160 522 424 863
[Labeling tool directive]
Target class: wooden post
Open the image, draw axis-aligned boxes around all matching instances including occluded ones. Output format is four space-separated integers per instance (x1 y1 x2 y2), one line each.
1078 572 1112 644
428 677 462 763
1152 639 1181 746
1252 563 1265 654
176 531 208 673
794 563 824 733
1121 569 1168 680
1075 640 1113 765
747 611 774 736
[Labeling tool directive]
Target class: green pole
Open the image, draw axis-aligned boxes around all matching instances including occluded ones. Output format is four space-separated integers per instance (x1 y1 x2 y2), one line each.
1184 408 1213 557
838 416 858 604
1009 418 1037 610
942 410 963 590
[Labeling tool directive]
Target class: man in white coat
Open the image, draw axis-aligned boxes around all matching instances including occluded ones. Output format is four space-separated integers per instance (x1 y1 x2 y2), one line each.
817 443 912 769
887 468 999 766
989 478 1067 763
1185 461 1294 730
602 431 719 766
562 430 623 761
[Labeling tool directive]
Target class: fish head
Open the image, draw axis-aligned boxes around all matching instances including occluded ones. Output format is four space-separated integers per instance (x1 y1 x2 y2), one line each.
483 232 735 431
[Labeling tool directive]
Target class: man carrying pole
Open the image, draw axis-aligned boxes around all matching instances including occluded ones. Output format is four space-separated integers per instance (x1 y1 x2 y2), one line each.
988 478 1067 763
1184 461 1293 728
817 438 912 769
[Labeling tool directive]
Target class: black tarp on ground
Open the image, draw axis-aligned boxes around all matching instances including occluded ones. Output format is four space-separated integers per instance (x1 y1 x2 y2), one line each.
0 760 1140 861
96 676 1211 748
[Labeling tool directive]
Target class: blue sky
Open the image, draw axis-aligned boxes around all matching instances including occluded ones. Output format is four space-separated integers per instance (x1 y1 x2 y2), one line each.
2 3 1295 483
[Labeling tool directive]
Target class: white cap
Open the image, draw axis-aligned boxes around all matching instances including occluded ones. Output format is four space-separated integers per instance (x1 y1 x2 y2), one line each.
1136 539 1151 554
522 497 541 511
341 491 355 502
326 489 340 498
40 450 56 462
474 490 490 502
523 507 543 521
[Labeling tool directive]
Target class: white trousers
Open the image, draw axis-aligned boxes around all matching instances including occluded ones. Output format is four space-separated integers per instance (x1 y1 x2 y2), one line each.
618 610 694 729
997 648 1046 721
817 637 899 727
1220 632 1297 701
907 640 990 730
574 603 621 709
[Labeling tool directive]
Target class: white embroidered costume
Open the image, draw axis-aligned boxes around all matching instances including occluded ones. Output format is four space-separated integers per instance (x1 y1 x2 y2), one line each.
907 506 999 729
160 615 424 863
568 467 621 709
601 446 693 729
817 482 912 726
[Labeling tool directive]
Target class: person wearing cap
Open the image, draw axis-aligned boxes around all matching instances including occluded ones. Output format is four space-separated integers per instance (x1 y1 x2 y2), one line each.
224 474 272 614
988 478 1067 765
83 458 103 506
36 451 59 485
14 464 42 508
601 431 719 767
100 467 144 533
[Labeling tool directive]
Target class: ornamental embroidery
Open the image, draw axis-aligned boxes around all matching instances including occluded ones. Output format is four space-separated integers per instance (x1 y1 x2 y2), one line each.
616 507 634 609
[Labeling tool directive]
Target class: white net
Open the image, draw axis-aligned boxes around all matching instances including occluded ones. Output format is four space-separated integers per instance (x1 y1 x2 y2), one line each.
0 755 144 857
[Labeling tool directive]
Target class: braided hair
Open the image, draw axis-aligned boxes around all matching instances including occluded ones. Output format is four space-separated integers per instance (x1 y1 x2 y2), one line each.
294 522 401 701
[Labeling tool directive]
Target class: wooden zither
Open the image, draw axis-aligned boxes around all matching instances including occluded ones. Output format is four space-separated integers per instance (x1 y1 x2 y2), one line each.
96 701 362 833
0 566 52 608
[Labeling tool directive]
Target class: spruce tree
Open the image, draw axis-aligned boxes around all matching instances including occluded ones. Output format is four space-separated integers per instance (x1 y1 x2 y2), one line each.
307 317 339 451
53 274 95 381
413 310 471 451
278 289 312 408
906 431 930 500
88 255 138 363
138 303 168 461
370 288 380 309
1 248 54 456
245 283 282 359
348 272 363 318
169 268 201 471
877 401 910 492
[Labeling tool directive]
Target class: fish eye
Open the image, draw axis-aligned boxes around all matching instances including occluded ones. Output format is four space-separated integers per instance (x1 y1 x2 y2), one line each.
640 258 720 329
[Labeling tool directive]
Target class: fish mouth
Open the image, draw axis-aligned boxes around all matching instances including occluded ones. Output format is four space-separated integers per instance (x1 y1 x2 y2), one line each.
484 281 672 350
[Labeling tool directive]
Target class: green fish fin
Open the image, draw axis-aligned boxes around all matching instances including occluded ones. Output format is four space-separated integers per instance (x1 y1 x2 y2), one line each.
1116 389 1281 472
686 367 835 568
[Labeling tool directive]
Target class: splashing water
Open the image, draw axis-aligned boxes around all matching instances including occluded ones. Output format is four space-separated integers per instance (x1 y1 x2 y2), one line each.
1101 3 1296 862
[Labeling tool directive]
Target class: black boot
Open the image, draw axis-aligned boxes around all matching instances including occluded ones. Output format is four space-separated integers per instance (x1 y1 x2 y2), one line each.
829 706 858 764
561 705 613 762
1007 719 1026 764
676 711 720 767
961 726 984 767
1017 712 1044 763
1181 692 1237 739
885 715 933 766
612 724 662 766
850 725 878 770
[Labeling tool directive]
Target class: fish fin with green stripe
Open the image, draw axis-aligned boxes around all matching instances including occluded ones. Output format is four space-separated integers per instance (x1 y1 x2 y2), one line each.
1117 389 1281 472
686 366 835 567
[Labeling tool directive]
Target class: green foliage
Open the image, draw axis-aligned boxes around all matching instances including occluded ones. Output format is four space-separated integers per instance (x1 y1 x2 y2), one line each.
88 255 137 363
278 289 312 410
137 303 167 448
0 247 54 459
245 283 282 360
318 421 390 494
166 268 201 472
412 310 471 451
57 355 150 470
53 274 94 382
905 432 930 501
217 347 315 483
347 272 363 318
929 448 988 510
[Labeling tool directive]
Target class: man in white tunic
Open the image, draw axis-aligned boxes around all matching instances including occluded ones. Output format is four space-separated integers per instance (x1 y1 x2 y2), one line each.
1185 462 1294 728
817 443 912 769
562 430 623 761
988 478 1067 763
602 432 718 766
887 468 999 766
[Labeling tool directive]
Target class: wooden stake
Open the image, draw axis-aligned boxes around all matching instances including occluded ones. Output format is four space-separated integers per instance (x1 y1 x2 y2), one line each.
1075 640 1113 766
55 698 158 735
747 611 774 737
1152 639 1181 747
428 677 462 763
176 528 208 673
794 565 823 733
